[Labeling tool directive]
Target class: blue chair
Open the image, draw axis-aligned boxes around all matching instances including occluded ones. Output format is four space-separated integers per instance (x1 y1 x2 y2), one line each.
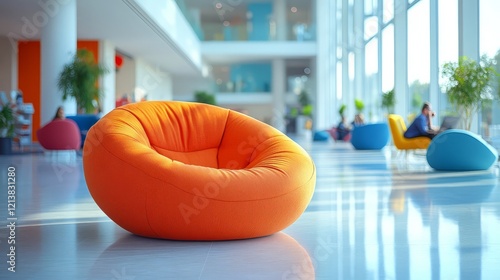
66 114 100 147
426 129 498 171
350 123 389 150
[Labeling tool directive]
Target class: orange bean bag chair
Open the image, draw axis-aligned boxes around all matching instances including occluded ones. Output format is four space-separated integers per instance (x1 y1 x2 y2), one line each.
83 101 316 240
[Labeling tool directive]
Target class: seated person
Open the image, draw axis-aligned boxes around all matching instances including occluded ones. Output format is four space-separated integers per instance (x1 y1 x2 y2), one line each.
337 116 351 140
404 102 436 139
351 113 365 127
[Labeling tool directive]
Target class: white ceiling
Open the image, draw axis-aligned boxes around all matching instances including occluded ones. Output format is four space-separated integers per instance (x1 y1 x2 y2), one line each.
0 0 202 76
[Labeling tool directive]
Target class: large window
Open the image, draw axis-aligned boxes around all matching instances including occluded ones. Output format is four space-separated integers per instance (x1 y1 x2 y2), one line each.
437 0 458 117
407 0 430 118
480 0 500 141
383 0 394 23
382 24 394 94
365 38 379 120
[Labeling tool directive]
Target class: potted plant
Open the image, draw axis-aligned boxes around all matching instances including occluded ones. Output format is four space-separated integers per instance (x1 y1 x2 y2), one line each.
297 90 313 135
194 91 216 105
58 49 108 114
338 104 346 118
354 98 365 114
441 55 500 131
354 98 365 125
0 105 15 154
381 89 396 115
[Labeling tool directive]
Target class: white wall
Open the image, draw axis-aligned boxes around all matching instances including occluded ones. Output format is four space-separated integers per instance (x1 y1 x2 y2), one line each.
135 58 173 101
172 75 213 101
0 36 16 95
222 103 274 124
115 55 136 101
99 41 116 115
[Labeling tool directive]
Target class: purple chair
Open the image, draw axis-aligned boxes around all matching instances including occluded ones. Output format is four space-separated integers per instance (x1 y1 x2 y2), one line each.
37 119 81 150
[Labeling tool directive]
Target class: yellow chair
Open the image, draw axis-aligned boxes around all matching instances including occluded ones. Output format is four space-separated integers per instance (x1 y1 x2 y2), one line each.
388 114 431 153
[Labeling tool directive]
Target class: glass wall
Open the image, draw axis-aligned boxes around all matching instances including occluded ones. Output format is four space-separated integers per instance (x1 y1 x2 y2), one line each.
381 24 394 94
407 0 430 120
211 63 272 93
480 0 500 142
437 0 458 118
365 38 379 121
182 0 315 41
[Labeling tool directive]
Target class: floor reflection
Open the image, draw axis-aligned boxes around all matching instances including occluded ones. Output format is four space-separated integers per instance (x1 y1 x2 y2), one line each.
389 169 499 280
89 232 314 279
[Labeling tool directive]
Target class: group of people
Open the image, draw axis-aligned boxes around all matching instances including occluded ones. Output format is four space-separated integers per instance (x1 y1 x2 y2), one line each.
336 113 365 140
335 101 440 141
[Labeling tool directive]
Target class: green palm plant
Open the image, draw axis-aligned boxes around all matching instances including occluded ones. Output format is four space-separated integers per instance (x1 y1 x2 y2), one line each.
381 89 396 114
338 104 346 117
0 105 14 138
58 49 108 114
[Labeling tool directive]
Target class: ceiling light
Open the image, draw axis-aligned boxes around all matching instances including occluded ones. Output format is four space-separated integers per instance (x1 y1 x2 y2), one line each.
291 7 297 13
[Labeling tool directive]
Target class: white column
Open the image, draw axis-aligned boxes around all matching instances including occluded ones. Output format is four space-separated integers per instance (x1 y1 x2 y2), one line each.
429 0 439 120
41 0 76 124
394 0 408 118
354 0 364 110
99 41 116 115
458 0 479 61
274 0 287 41
315 0 337 130
342 0 350 119
458 0 479 133
377 0 383 121
272 59 286 132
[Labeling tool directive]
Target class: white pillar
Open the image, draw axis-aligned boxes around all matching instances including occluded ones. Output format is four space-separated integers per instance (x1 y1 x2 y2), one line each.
429 0 439 120
342 0 350 119
274 0 287 41
315 0 337 129
458 0 479 61
377 0 383 120
272 59 286 132
458 0 479 133
99 41 116 115
41 0 76 124
354 0 364 111
394 0 408 118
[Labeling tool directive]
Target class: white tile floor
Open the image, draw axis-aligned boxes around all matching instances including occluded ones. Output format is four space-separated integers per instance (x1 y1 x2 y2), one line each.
1 141 499 279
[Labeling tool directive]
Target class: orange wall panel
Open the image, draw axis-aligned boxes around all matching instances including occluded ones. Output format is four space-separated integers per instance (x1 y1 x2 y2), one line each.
17 41 41 141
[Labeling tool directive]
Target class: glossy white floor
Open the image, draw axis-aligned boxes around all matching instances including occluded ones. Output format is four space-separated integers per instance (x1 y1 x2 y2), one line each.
1 140 499 280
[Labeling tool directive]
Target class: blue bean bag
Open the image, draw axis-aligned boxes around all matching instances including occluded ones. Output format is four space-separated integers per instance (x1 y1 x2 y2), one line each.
350 123 389 150
313 130 330 141
426 129 498 171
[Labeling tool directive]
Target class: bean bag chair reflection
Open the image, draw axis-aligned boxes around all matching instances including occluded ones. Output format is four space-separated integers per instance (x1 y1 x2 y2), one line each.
350 123 389 150
36 119 81 150
83 101 316 241
426 129 498 171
